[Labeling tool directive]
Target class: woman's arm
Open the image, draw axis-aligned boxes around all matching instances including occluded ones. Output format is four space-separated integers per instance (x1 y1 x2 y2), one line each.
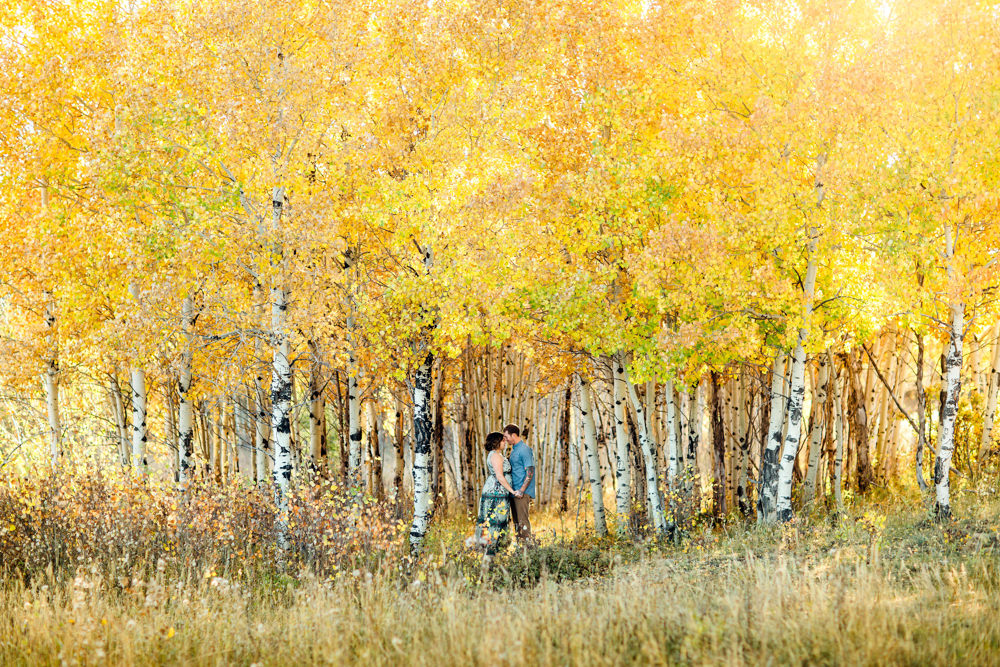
489 452 516 494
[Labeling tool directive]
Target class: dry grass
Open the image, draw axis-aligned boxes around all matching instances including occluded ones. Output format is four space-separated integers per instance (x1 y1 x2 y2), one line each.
2 475 999 665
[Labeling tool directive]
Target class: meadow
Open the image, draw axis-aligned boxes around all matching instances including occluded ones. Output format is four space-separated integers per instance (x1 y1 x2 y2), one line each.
2 471 998 666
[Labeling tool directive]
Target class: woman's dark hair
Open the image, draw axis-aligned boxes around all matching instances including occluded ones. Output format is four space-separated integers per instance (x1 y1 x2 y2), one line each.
484 431 504 452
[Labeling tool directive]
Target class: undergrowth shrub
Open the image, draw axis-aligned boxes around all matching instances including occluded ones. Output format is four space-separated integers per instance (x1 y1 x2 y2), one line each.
0 467 408 584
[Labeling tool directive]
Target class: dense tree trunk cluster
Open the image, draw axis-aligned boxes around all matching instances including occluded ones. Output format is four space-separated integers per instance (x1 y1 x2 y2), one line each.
6 315 999 554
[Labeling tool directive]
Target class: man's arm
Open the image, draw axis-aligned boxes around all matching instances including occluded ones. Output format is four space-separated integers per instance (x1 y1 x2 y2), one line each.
518 466 534 495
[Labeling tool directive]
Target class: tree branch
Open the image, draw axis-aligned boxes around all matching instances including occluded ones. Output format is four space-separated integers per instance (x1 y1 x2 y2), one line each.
862 343 921 436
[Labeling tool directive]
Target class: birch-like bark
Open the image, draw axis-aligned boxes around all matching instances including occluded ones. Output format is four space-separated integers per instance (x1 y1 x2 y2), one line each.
268 187 293 553
611 358 632 532
394 396 407 502
177 295 195 487
664 380 678 489
829 352 845 513
622 355 667 533
757 350 787 524
757 373 771 500
128 282 148 475
578 375 608 536
346 368 362 477
270 319 292 539
40 186 62 466
255 373 271 487
409 351 434 551
249 284 271 487
722 378 736 508
802 354 830 506
644 381 656 463
43 296 61 466
976 322 1000 473
735 372 753 517
674 386 685 477
935 224 964 519
343 248 363 485
688 381 703 503
407 242 437 552
308 340 327 469
775 232 819 522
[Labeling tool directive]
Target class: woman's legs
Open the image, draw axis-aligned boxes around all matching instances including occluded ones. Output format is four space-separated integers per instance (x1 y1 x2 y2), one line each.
483 496 511 555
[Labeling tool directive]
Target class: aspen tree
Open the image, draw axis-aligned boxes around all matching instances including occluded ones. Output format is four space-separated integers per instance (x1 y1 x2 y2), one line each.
578 374 608 536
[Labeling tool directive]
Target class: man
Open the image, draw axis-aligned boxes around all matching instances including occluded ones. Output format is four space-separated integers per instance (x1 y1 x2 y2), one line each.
503 424 535 546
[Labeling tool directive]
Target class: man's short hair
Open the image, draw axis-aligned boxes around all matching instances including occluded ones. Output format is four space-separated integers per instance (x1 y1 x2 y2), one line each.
503 424 520 437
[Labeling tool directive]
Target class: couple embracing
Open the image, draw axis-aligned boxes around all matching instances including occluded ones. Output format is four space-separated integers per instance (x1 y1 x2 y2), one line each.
471 424 535 554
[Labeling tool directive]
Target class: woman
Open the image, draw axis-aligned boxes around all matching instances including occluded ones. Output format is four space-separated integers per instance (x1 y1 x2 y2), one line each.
472 431 520 555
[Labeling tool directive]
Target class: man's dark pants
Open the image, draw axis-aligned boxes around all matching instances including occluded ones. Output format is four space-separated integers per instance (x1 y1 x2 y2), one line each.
510 494 533 545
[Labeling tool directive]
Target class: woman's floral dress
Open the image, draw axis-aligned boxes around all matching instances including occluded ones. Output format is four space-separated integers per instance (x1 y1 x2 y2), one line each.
476 452 512 555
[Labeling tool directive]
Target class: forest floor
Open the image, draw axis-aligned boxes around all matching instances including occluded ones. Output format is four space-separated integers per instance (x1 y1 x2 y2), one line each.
2 483 999 665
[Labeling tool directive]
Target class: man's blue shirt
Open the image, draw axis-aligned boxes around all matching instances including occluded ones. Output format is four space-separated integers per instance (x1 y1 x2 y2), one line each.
509 440 536 499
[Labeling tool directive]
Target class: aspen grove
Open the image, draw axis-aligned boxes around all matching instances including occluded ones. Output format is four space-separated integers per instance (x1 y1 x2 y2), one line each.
3 0 1000 570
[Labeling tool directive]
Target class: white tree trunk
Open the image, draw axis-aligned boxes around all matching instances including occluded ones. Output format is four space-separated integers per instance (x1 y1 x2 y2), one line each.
914 331 930 492
689 381 704 503
675 386 686 475
622 354 667 533
935 301 964 518
578 375 608 536
977 322 1000 471
344 247 364 485
253 284 271 487
347 359 362 483
269 188 293 553
409 351 434 551
611 358 632 533
802 354 830 506
177 295 195 487
665 380 678 488
128 282 148 474
43 297 61 466
775 236 820 522
735 371 752 515
270 300 292 550
757 350 787 524
130 366 147 472
830 351 845 513
40 191 61 466
935 225 964 519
